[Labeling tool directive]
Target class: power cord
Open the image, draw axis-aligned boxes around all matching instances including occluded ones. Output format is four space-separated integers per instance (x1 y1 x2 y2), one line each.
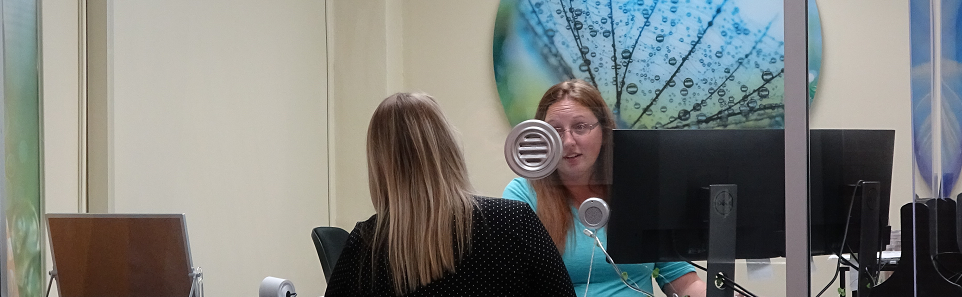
586 242 595 297
816 181 862 297
683 261 758 297
582 229 657 297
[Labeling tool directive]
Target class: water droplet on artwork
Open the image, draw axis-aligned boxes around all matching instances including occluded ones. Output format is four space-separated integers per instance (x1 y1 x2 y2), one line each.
762 70 774 81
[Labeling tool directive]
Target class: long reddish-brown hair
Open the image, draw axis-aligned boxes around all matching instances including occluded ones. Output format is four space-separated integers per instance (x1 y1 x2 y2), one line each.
531 79 615 253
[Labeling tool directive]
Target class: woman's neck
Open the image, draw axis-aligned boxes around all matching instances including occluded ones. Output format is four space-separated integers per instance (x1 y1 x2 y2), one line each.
565 184 600 206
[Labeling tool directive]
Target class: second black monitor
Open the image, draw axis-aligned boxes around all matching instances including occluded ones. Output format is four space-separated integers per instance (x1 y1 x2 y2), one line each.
607 129 895 264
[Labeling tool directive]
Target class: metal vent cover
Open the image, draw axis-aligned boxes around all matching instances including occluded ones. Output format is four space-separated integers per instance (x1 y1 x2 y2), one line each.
504 120 562 180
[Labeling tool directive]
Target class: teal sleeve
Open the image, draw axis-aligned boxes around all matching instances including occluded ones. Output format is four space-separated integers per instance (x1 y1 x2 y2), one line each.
502 177 538 212
654 261 697 289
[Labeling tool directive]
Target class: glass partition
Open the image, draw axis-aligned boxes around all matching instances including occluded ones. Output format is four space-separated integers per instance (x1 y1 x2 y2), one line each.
807 0 920 296
492 0 807 295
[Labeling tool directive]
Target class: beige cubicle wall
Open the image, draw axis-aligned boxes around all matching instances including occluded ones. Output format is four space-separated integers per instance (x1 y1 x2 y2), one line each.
42 1 329 296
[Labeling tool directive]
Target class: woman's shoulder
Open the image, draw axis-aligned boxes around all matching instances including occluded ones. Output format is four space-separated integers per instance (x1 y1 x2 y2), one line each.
344 214 378 246
503 177 533 193
472 195 540 225
474 195 529 212
501 178 539 209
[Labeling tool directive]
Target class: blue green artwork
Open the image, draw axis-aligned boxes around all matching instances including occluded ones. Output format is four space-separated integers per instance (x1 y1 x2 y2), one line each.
1 0 43 296
494 0 823 129
910 0 962 198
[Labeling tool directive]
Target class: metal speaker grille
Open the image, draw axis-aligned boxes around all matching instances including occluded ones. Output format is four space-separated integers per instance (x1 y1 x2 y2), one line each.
578 198 610 230
504 120 562 179
584 207 603 225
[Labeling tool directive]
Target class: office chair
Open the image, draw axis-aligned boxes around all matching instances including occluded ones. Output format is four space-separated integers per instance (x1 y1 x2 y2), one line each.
311 226 350 282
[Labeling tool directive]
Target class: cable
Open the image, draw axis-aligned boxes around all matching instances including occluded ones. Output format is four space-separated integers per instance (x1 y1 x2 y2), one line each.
586 243 595 297
930 255 962 294
816 181 863 297
582 229 656 297
684 261 759 297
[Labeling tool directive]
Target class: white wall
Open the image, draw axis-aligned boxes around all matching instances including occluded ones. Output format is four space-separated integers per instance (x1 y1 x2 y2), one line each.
809 0 912 230
328 0 516 231
40 1 83 296
807 0 912 294
327 0 399 230
104 1 328 296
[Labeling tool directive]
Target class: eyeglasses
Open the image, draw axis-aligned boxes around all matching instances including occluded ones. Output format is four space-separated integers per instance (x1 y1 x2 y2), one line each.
554 122 600 137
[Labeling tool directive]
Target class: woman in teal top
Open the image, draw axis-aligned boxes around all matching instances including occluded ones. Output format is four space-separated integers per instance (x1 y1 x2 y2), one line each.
503 79 706 297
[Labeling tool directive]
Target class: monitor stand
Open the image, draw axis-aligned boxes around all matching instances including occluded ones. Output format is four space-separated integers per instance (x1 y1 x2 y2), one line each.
45 266 205 297
189 267 205 297
863 203 962 296
855 181 881 296
708 184 737 297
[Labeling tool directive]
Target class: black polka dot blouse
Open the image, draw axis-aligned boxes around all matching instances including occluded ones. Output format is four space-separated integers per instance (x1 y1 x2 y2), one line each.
324 196 576 297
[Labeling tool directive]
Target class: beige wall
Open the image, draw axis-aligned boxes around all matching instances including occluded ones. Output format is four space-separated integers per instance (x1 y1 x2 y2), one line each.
43 1 330 296
40 1 83 296
809 0 912 230
327 0 396 230
808 0 912 294
107 1 329 296
328 0 516 231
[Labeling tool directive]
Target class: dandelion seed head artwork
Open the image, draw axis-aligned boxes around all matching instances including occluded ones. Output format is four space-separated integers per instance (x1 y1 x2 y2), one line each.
494 0 822 129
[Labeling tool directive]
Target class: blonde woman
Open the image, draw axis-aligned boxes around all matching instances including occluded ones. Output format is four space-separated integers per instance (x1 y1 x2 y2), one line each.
503 80 707 297
325 93 575 297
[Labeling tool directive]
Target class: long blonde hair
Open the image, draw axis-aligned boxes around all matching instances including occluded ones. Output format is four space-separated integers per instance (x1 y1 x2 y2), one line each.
366 92 476 295
531 79 615 253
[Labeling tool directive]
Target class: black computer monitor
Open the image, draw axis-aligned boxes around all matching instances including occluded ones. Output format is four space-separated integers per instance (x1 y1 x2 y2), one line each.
809 130 895 256
608 129 786 263
607 129 895 264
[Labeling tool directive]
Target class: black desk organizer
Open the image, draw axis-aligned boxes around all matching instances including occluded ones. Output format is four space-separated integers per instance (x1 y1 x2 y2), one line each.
858 202 962 296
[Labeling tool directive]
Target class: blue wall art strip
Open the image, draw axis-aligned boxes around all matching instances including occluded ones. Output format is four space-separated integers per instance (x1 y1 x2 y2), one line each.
911 0 962 199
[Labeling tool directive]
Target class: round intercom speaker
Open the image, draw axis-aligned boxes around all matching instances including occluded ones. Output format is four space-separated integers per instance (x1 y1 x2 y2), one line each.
579 197 610 230
504 120 563 180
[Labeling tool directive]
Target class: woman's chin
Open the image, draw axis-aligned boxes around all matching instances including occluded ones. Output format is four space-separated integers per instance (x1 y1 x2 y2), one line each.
557 168 591 184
